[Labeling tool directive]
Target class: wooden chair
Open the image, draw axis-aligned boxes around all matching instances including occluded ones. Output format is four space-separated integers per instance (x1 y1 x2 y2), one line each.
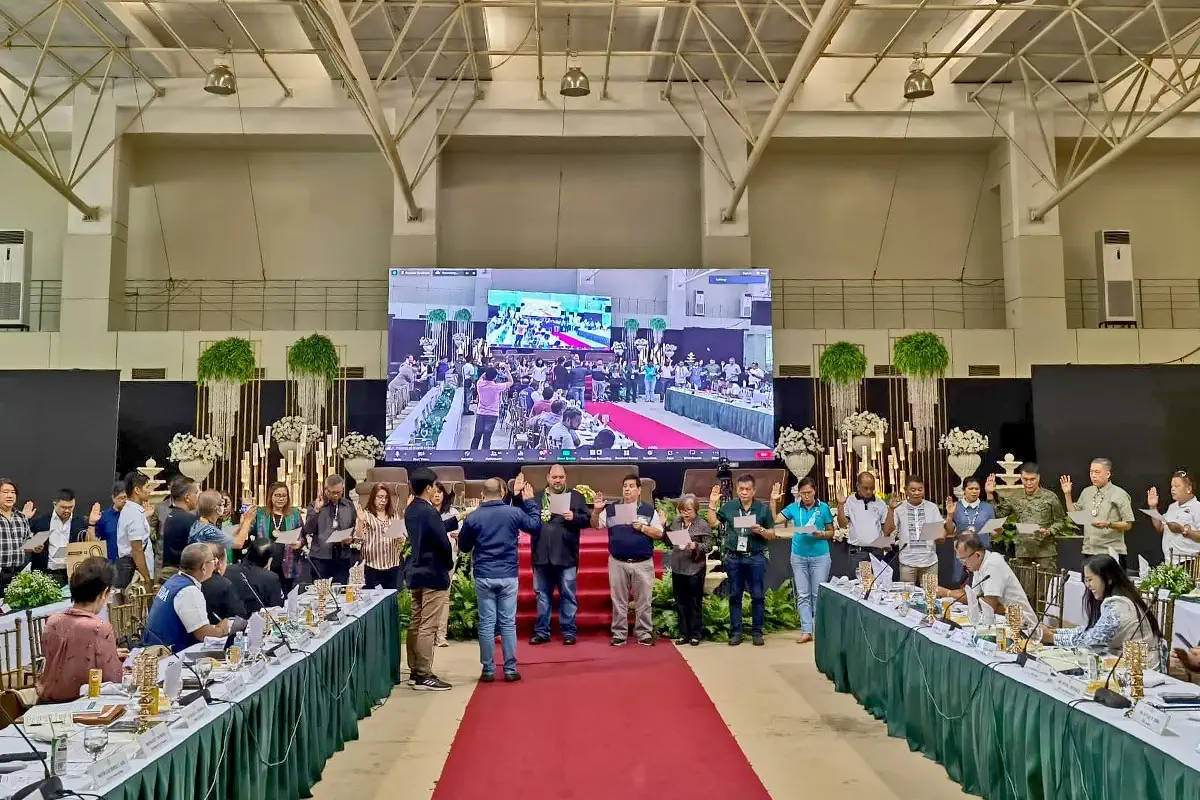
24 614 47 682
1142 588 1176 650
1010 563 1067 626
108 602 141 648
0 625 28 691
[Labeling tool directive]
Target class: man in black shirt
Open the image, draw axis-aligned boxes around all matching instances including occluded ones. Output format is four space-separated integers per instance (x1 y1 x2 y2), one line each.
161 478 199 573
404 467 454 691
529 465 589 645
200 542 246 622
226 539 283 614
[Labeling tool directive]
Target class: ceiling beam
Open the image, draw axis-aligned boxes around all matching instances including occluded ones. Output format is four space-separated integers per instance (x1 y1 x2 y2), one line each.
95 0 178 76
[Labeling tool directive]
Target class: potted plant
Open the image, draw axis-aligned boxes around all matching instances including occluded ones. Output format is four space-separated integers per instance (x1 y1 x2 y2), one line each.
819 341 867 425
196 337 256 444
649 317 667 347
168 433 224 484
893 332 949 451
939 427 989 496
337 432 384 482
839 411 888 457
272 415 321 457
4 570 63 612
287 334 340 425
774 426 822 481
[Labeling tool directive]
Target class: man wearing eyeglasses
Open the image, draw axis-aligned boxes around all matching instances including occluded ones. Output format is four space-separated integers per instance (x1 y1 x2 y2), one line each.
143 542 232 653
1060 458 1135 568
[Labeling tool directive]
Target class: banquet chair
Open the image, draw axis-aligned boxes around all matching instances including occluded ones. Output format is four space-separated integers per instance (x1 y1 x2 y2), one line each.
1170 552 1200 583
108 602 141 648
1142 588 1176 651
24 615 47 682
1011 564 1067 626
0 626 27 690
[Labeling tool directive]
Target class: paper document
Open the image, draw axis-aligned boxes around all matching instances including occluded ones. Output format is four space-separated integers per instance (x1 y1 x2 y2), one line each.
868 565 893 598
326 527 354 544
612 503 638 525
864 535 893 549
1015 523 1040 535
384 520 407 540
981 517 1006 533
733 514 756 530
1140 508 1164 522
274 529 301 545
666 529 692 548
22 530 50 552
548 492 572 515
794 523 818 535
1139 555 1152 578
1068 510 1095 526
868 553 888 579
921 521 946 541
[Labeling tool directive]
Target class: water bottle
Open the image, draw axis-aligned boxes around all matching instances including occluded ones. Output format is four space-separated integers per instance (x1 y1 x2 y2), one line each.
50 728 68 776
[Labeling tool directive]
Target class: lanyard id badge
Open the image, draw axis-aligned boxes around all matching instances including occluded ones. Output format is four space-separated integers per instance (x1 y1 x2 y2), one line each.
736 534 750 552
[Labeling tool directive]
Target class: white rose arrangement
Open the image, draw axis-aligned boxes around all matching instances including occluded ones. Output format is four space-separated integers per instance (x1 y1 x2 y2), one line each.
839 411 888 438
774 426 822 458
338 432 384 460
272 415 322 445
938 427 989 455
168 433 223 463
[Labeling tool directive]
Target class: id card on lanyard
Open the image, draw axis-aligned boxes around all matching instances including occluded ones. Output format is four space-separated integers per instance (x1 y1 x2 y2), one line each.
734 514 755 553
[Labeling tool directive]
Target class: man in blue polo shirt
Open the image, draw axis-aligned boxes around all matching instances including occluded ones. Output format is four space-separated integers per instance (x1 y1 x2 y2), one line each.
143 543 231 652
95 482 127 563
591 474 664 647
708 474 775 646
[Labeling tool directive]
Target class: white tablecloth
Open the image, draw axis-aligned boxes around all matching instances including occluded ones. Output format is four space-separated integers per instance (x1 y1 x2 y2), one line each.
0 588 396 797
0 600 74 668
824 582 1200 773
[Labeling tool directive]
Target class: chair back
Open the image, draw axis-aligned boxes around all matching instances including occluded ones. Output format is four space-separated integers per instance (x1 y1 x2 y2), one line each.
1010 563 1066 626
1170 551 1200 582
109 602 141 648
0 625 25 691
1141 588 1176 649
25 614 48 681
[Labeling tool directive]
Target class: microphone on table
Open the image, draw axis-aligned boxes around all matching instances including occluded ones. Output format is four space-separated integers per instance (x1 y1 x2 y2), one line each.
0 701 63 800
239 572 299 655
1015 596 1058 667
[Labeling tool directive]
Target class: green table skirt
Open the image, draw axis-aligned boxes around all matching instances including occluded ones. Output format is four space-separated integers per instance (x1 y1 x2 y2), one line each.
814 587 1200 800
663 388 772 445
110 593 401 800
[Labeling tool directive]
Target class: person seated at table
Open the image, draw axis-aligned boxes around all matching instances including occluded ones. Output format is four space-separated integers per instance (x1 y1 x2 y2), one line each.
1041 554 1161 669
144 542 231 652
201 542 247 622
941 533 1035 629
547 407 583 449
225 539 283 614
36 557 124 703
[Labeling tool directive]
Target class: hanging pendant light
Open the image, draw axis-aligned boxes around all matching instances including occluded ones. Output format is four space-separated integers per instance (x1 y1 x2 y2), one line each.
902 54 933 101
560 65 591 97
205 56 237 96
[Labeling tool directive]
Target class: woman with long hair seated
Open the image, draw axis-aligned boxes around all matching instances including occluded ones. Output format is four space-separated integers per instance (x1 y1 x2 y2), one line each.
1042 554 1162 669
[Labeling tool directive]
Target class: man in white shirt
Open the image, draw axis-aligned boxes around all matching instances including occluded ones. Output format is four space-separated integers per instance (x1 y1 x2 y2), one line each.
28 489 99 582
722 359 742 384
952 533 1035 629
1147 473 1200 560
143 542 231 652
116 472 154 588
836 472 892 577
885 476 945 586
746 362 765 389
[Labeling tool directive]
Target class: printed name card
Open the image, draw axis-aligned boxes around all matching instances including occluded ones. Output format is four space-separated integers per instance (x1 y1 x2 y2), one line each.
931 621 952 636
1023 659 1054 681
1130 702 1170 736
89 750 134 788
247 660 268 684
1050 673 1087 699
950 629 973 647
138 723 173 759
223 673 246 701
316 622 333 639
178 696 209 728
977 639 1000 655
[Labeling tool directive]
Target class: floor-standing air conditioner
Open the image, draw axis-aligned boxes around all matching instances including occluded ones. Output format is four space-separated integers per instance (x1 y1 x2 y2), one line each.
1094 230 1137 326
739 292 752 319
693 290 705 316
0 230 32 329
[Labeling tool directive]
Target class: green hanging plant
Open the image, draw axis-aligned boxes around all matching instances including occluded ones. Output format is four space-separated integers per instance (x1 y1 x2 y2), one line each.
820 341 867 427
288 334 340 424
428 309 448 324
453 308 472 322
892 332 949 452
649 317 667 332
624 318 640 332
197 338 255 443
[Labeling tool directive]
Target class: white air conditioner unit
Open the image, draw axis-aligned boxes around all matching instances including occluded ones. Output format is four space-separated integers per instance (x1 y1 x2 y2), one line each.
0 230 32 329
693 290 705 316
1094 230 1137 325
739 292 752 319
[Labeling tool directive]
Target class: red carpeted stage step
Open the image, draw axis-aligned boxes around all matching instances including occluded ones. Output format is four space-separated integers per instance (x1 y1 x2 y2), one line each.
517 529 662 635
584 401 711 450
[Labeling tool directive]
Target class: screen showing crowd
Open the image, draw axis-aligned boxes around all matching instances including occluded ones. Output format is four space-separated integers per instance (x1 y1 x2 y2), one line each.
385 268 775 463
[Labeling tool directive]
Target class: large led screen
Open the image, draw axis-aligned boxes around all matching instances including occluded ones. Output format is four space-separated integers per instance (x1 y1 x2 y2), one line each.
385 268 774 463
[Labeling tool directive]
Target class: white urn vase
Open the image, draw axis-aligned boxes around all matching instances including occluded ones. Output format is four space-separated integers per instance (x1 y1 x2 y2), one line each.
278 440 300 459
783 452 816 481
851 435 874 458
343 457 375 483
178 459 214 484
947 453 982 497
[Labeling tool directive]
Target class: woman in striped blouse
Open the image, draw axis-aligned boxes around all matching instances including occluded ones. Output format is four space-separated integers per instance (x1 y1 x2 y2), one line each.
357 483 406 590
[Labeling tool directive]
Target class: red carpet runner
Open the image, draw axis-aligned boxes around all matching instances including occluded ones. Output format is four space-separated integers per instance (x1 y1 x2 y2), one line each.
585 401 711 450
430 637 772 800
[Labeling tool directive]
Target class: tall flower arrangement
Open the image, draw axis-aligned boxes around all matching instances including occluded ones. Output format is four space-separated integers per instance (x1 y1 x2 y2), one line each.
287 333 340 425
893 332 949 451
819 342 867 426
453 308 472 355
196 337 256 444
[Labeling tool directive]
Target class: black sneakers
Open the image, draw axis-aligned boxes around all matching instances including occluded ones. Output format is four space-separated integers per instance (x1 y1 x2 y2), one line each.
563 635 577 645
413 674 452 691
529 634 551 645
504 672 522 683
610 637 626 646
637 637 655 647
728 634 743 647
752 634 765 646
479 672 495 683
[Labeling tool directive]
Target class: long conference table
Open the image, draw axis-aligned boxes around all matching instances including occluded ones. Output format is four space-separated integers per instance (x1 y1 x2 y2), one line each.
663 387 773 445
815 582 1200 799
0 589 400 800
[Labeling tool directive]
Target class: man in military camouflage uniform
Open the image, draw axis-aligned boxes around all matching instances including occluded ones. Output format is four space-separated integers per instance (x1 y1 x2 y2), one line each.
985 462 1064 572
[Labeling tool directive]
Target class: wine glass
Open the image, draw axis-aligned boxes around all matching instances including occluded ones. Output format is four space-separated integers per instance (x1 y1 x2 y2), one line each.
195 658 213 688
83 726 108 762
226 645 243 672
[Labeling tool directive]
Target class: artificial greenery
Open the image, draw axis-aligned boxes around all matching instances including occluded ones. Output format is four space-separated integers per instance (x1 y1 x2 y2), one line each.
1140 563 1196 597
650 317 667 332
428 309 448 324
892 332 950 377
196 337 256 384
651 573 800 641
4 570 63 611
396 588 413 636
447 570 479 640
412 385 457 446
287 333 340 381
819 341 868 385
624 318 640 332
454 308 472 322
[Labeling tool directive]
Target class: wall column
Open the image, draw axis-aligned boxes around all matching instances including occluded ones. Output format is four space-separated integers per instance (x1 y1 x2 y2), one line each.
995 110 1067 330
58 86 129 367
702 113 751 268
390 113 438 266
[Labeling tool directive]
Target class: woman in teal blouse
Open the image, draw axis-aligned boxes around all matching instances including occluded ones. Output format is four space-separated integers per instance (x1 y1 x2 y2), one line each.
773 477 835 644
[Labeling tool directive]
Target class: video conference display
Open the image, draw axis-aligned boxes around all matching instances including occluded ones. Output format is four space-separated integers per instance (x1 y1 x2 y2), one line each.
385 268 774 463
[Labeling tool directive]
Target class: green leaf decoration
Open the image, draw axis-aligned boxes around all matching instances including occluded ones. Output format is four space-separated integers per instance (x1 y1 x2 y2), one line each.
4 570 63 611
650 317 667 332
196 338 256 384
819 341 867 386
892 332 949 378
287 333 340 381
454 308 472 322
624 318 640 332
428 309 448 324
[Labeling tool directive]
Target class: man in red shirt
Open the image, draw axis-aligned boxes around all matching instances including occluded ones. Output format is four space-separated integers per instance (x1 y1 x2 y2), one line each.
36 557 124 702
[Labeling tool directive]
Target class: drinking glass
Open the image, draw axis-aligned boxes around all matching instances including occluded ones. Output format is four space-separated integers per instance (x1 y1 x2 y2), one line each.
83 726 109 762
195 658 214 686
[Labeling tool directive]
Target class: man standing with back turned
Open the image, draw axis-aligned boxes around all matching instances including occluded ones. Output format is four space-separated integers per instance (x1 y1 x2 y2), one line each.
459 475 541 683
529 465 589 645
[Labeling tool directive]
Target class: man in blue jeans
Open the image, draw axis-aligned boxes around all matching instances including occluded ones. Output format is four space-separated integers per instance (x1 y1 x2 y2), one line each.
458 474 541 682
707 474 775 646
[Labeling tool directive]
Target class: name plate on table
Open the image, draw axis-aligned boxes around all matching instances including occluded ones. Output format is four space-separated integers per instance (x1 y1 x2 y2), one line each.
247 660 268 684
316 622 333 639
1130 703 1171 736
138 723 173 759
223 673 247 701
931 621 952 636
1024 659 1055 681
89 750 134 787
977 640 1000 655
177 696 209 728
950 629 973 647
1050 673 1088 699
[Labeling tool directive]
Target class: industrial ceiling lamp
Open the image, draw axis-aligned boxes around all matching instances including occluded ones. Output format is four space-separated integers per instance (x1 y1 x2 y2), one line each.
902 49 934 101
204 56 237 96
559 15 590 97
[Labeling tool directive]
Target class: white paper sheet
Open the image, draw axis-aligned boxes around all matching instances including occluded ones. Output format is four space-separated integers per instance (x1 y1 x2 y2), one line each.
22 530 50 552
548 492 572 515
326 527 354 544
868 553 887 579
612 503 637 525
921 521 946 541
384 520 407 540
733 514 756 529
1139 555 1152 578
864 535 893 549
274 529 301 545
666 529 692 548
1015 523 1040 535
1068 510 1095 526
981 517 1006 533
1140 508 1164 522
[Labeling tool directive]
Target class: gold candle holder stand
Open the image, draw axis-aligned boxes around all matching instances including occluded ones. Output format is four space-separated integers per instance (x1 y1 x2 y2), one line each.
135 651 161 731
1004 604 1024 652
922 574 939 623
857 561 875 594
313 578 332 624
1124 641 1146 702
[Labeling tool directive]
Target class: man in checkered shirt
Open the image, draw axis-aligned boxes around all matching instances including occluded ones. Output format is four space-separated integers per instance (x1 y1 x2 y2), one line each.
0 479 33 592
